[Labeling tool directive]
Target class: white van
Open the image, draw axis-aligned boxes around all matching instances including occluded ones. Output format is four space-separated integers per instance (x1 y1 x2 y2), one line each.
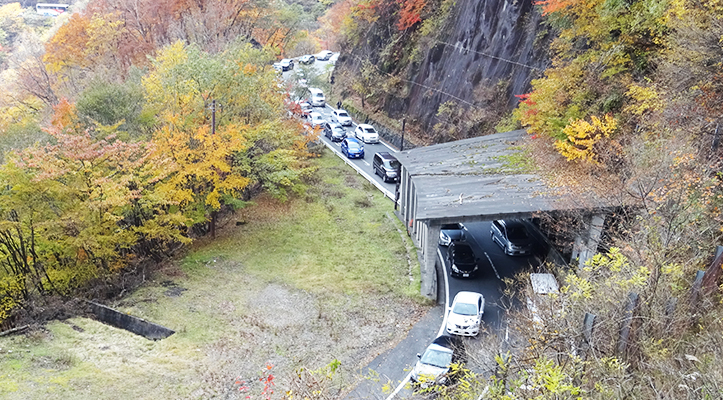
309 88 325 107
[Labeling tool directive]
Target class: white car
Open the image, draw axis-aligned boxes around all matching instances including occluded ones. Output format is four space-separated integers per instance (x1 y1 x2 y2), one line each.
411 336 461 387
308 112 325 128
317 50 334 61
446 291 484 336
309 88 326 107
332 109 352 126
354 124 379 143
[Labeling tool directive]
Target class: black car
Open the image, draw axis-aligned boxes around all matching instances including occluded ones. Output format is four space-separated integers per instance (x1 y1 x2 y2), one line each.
323 122 346 142
446 242 479 278
490 219 534 256
438 223 466 246
372 152 400 182
279 58 294 71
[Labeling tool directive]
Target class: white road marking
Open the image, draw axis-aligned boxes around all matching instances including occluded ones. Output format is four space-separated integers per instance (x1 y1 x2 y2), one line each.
484 251 501 280
362 160 370 166
385 374 411 400
438 248 451 335
385 248 449 400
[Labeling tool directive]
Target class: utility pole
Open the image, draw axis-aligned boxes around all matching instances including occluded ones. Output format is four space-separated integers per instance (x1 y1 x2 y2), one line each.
401 118 406 151
210 99 217 135
208 99 219 238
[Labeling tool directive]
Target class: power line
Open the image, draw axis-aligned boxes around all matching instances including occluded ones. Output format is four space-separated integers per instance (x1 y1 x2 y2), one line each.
433 40 542 71
349 53 480 109
348 39 541 111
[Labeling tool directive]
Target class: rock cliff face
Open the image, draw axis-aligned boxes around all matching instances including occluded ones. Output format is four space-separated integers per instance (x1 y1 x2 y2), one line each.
340 0 549 136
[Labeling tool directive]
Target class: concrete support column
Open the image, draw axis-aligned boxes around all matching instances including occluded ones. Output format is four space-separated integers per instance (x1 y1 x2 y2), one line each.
421 222 440 301
572 213 607 268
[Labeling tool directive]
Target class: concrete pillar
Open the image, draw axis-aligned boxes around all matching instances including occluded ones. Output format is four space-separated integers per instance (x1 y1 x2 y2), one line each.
421 221 440 301
400 167 408 220
571 234 584 265
573 213 607 268
617 292 639 357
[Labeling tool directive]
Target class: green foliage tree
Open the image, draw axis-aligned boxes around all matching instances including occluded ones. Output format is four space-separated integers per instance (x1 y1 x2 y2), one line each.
0 99 192 314
142 40 313 229
75 76 152 140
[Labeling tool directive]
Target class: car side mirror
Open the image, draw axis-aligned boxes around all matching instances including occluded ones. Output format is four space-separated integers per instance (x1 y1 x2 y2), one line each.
417 353 421 359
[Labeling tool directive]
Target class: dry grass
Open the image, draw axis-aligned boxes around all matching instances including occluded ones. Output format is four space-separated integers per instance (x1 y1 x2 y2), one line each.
0 149 429 399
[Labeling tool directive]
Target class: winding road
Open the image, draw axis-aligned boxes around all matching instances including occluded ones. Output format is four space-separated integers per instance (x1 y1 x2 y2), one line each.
282 55 545 399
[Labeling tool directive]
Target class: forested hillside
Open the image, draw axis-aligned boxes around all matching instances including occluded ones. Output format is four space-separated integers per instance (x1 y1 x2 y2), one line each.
0 0 329 326
331 0 549 143
1 0 723 397
333 0 723 397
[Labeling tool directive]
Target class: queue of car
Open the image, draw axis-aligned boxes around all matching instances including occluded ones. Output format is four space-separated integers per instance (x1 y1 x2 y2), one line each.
280 54 546 392
274 50 333 72
409 219 540 388
291 83 402 184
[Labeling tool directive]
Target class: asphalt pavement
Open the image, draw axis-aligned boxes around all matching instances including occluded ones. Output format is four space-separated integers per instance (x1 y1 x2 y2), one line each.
280 56 544 400
282 55 399 200
344 221 543 399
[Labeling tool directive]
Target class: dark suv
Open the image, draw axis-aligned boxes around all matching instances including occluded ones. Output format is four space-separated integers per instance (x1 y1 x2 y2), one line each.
446 242 479 278
372 152 400 182
490 219 533 256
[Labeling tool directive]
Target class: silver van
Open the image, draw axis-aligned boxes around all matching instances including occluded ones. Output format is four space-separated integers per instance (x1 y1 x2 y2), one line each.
309 88 325 107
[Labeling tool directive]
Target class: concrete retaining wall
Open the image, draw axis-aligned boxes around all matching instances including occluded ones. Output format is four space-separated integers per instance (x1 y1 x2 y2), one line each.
86 300 175 340
341 104 417 151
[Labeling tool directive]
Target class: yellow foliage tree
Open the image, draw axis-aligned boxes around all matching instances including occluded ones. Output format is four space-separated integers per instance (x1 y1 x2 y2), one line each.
555 114 617 163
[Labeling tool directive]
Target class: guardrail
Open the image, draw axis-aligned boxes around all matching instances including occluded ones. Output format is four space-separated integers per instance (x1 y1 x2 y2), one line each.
320 139 395 201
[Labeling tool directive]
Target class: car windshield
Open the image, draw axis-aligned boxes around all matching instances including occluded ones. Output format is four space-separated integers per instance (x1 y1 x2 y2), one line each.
347 141 360 149
333 127 345 134
454 246 475 262
442 223 462 230
452 302 477 316
507 226 529 240
337 111 349 117
384 160 400 169
420 348 453 368
364 127 376 133
312 115 322 121
314 93 324 98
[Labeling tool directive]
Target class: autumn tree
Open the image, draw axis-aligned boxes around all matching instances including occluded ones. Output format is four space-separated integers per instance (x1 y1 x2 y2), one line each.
0 99 191 319
515 0 670 163
142 41 313 234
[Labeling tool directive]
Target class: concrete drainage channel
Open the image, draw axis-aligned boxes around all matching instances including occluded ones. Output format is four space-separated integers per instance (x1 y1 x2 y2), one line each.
84 300 175 340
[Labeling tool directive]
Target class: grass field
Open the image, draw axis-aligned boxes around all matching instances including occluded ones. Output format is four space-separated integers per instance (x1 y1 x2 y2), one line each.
0 149 428 399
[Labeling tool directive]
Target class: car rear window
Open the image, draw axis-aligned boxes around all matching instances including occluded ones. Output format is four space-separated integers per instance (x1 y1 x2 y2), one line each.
454 245 475 262
338 111 349 117
364 127 376 133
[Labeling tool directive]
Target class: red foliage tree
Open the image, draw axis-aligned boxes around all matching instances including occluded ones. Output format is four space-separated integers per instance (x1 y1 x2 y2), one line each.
534 0 575 16
397 0 425 31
